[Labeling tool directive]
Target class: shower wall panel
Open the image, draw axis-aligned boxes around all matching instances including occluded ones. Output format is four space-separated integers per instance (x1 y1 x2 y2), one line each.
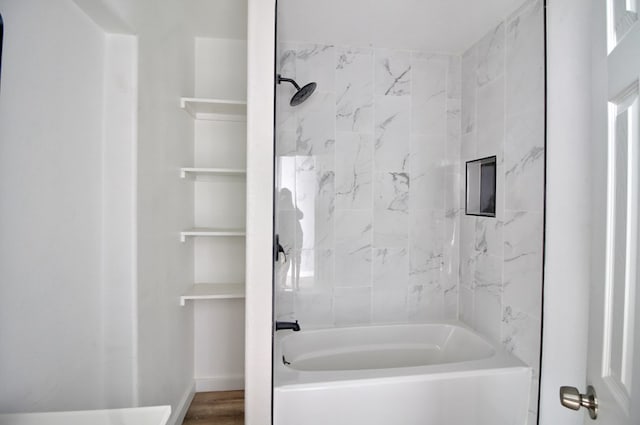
458 1 544 423
275 45 461 327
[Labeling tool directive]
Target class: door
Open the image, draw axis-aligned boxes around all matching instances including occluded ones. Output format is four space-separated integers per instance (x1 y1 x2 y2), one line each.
579 0 640 423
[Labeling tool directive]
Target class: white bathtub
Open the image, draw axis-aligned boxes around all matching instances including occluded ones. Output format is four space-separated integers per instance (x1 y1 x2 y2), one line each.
274 322 531 425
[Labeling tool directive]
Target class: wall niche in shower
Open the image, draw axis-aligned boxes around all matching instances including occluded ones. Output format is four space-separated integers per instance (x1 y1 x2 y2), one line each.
466 156 497 217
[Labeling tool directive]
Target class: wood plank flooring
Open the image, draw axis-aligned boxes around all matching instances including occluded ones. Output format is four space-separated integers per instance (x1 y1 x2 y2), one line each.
182 391 244 425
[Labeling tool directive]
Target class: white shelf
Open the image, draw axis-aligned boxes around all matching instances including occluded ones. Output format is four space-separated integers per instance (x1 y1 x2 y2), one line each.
180 227 246 242
180 97 247 121
180 283 245 306
180 167 246 179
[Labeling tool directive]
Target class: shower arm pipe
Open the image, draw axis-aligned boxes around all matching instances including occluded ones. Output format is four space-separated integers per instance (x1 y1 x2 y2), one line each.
277 75 301 90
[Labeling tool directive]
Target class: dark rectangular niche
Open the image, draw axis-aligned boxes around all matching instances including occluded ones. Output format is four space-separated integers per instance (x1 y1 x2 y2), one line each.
466 156 496 217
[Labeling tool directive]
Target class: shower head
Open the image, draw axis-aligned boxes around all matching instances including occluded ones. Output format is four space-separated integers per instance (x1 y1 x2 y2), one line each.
277 74 317 106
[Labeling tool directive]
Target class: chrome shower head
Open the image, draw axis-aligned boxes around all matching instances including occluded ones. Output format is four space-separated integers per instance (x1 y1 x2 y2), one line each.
277 74 317 106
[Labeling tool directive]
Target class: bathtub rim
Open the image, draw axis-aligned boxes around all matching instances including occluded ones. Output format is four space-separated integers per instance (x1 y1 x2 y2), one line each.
274 320 530 389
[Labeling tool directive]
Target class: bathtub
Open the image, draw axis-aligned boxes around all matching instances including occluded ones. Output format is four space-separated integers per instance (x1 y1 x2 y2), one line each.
274 322 531 425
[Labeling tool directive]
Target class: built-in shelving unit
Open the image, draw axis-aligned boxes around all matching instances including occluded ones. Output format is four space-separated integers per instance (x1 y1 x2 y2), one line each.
180 97 246 121
179 95 247 310
179 283 245 306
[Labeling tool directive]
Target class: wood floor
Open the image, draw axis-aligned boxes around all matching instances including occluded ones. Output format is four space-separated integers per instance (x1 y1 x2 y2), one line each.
182 391 244 425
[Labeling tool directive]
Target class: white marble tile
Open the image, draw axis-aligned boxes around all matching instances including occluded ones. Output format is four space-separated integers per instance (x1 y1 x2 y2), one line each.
374 95 411 172
334 210 372 286
444 280 459 319
410 135 446 210
501 305 541 369
461 131 477 162
294 44 335 94
334 246 372 287
409 209 444 286
336 48 374 132
503 211 543 319
447 55 462 100
335 132 373 210
276 130 298 157
297 248 335 290
461 46 477 135
473 287 502 343
334 286 372 325
295 162 334 250
475 217 504 258
295 289 334 327
476 77 505 158
446 99 462 161
374 209 408 248
476 22 505 87
474 253 503 296
411 53 447 135
505 109 545 212
459 286 474 324
375 49 411 96
375 172 410 212
372 286 409 323
459 215 477 289
506 0 544 115
373 248 409 286
408 283 444 321
335 209 373 252
295 92 336 159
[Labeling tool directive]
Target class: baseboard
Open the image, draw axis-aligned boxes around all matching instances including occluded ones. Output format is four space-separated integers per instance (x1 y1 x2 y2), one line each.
195 375 245 392
168 380 195 425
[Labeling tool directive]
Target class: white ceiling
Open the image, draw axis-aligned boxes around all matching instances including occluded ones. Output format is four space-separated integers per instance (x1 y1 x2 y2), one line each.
278 0 528 53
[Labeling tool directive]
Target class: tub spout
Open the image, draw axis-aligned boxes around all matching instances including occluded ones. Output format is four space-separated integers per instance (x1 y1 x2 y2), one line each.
275 320 300 332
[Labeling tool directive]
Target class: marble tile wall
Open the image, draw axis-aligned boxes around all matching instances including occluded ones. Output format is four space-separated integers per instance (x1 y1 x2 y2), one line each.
459 1 544 423
275 44 461 328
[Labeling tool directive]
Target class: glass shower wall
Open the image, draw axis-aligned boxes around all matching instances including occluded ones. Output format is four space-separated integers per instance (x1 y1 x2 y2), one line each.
274 43 462 327
459 1 545 422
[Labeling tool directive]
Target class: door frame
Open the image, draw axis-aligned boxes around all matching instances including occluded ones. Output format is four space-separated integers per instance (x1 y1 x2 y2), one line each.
540 0 593 423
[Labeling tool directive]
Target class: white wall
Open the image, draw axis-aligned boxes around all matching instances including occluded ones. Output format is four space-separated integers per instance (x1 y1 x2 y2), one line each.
539 0 592 423
0 0 114 412
245 0 276 423
126 2 196 422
